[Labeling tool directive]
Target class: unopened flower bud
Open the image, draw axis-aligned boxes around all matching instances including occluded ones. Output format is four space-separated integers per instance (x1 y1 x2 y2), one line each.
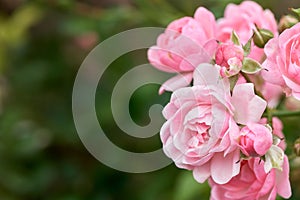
295 138 300 156
216 43 244 67
216 42 244 77
279 15 298 33
239 123 272 157
253 27 274 48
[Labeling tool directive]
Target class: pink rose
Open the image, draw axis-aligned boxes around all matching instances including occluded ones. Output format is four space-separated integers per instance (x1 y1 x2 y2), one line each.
217 1 278 61
161 64 266 184
239 122 272 157
209 156 292 200
215 42 244 77
148 7 218 94
262 22 300 100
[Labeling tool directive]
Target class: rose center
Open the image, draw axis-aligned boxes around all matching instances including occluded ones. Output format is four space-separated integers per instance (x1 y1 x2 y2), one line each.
187 123 210 148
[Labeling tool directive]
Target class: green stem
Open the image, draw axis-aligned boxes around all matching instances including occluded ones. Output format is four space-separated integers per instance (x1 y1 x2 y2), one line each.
267 108 273 127
263 110 300 118
275 94 286 110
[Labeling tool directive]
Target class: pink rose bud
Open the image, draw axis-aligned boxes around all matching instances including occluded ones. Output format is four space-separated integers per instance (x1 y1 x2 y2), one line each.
278 15 298 33
239 123 273 157
215 43 244 77
219 57 243 77
253 27 274 48
216 43 244 67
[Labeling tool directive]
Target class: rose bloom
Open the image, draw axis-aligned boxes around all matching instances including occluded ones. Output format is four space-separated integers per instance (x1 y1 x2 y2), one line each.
262 22 300 100
209 156 291 200
148 7 217 94
160 64 266 184
209 117 291 200
217 1 277 61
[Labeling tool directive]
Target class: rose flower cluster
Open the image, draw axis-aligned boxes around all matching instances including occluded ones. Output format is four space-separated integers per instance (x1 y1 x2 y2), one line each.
147 1 300 199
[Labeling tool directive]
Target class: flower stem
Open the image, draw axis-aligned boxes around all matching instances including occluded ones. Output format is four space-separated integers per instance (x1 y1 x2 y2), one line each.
267 108 273 127
263 110 300 118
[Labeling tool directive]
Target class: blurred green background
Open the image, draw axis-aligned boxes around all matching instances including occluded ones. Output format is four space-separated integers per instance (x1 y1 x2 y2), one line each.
1 0 300 199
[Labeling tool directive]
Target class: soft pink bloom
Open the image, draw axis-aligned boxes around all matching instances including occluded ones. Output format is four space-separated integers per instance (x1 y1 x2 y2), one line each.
262 22 300 100
160 64 266 184
216 42 244 77
148 7 218 93
209 156 292 200
239 122 272 157
217 1 278 61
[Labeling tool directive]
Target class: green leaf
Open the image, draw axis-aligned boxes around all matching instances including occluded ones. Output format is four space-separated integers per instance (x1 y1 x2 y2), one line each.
291 8 300 18
231 31 240 46
229 74 239 91
243 38 252 57
241 58 262 74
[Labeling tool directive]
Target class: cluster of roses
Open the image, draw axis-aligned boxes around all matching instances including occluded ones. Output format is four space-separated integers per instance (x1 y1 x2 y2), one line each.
147 1 300 199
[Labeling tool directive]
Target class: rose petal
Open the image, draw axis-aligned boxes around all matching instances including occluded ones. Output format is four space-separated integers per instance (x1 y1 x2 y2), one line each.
210 150 240 184
159 72 193 94
276 156 292 198
232 83 267 125
194 7 216 39
283 74 300 100
192 163 211 183
193 63 220 86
